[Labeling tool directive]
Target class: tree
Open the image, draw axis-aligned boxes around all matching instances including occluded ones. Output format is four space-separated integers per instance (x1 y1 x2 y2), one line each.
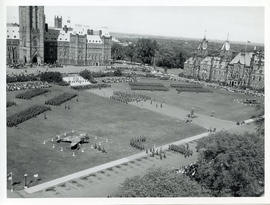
125 43 136 63
79 69 97 83
111 43 125 60
254 104 264 136
115 168 210 197
191 131 264 197
135 39 158 65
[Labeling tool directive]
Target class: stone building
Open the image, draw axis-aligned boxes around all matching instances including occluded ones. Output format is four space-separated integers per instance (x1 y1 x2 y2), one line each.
183 36 208 79
183 36 264 90
227 49 264 89
6 6 112 66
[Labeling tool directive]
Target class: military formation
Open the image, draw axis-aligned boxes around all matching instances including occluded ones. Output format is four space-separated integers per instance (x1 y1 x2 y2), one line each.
110 91 151 104
168 144 193 158
130 136 147 150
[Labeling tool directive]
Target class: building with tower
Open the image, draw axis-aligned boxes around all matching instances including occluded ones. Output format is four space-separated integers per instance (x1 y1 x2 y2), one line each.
183 35 264 90
6 6 112 66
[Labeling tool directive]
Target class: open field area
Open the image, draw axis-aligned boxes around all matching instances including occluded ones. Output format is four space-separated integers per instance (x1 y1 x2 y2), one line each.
7 84 205 190
108 77 263 122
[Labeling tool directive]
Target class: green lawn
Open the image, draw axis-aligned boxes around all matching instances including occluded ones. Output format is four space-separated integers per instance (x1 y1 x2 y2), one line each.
7 85 205 190
111 77 263 122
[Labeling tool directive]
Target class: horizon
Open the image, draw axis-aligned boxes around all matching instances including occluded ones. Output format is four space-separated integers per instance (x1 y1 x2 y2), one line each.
6 6 264 44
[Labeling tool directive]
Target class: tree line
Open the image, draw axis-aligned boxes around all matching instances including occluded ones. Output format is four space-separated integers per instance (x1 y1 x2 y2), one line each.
111 38 187 69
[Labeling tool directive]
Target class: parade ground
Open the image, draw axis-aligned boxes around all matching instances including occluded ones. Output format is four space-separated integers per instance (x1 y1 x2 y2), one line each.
6 76 262 196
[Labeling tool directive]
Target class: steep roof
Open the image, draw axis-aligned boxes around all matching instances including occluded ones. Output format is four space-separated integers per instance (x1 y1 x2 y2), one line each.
229 52 253 66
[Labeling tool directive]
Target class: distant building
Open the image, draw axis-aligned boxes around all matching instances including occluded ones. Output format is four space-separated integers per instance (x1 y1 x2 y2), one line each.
6 6 112 66
227 48 264 89
183 36 264 90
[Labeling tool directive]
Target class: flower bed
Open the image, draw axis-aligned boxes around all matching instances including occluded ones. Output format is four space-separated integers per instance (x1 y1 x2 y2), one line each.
16 88 49 100
7 101 16 107
7 105 51 127
45 93 78 106
71 84 111 90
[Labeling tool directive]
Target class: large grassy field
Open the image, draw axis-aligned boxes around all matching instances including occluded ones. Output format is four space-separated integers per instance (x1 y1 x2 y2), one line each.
7 85 205 190
111 77 262 122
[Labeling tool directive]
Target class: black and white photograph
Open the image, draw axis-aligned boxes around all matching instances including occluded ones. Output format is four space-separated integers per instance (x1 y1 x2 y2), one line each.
0 0 269 204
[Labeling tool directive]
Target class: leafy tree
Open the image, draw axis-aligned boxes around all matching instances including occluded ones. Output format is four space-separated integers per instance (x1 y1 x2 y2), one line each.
79 69 97 83
115 168 210 197
111 43 126 60
254 104 264 136
135 39 158 65
191 131 264 197
125 43 136 62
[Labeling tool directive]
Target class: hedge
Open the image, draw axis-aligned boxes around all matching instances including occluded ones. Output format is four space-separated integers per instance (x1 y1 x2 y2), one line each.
7 105 51 127
45 93 77 106
16 88 49 100
7 101 16 107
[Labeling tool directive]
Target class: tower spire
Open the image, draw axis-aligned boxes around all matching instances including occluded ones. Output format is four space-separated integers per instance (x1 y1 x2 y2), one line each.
226 32 229 41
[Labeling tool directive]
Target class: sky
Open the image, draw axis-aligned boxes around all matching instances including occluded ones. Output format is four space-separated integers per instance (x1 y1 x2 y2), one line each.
6 6 264 43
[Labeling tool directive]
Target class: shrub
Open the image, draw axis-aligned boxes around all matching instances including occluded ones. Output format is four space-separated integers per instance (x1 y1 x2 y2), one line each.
45 93 77 106
7 105 51 127
39 72 62 83
7 101 16 107
79 70 97 84
16 88 49 100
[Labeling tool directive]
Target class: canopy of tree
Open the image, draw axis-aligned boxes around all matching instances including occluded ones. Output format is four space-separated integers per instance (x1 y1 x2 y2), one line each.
111 38 186 68
115 168 210 197
191 131 264 197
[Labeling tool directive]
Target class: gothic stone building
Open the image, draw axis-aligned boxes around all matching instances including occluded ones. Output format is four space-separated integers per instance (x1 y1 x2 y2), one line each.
184 37 264 90
7 6 112 66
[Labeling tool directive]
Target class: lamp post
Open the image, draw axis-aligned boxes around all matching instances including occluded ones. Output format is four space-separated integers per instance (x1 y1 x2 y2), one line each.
24 173 28 189
8 172 13 192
